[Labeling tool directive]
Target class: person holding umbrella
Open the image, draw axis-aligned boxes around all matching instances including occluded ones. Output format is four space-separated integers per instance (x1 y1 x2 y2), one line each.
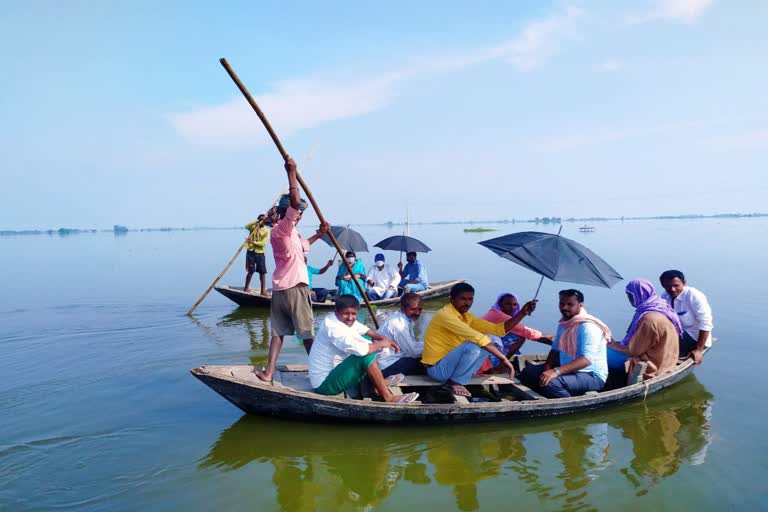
398 251 429 293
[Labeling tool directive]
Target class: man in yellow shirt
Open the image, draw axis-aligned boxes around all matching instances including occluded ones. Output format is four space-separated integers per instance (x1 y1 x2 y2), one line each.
423 282 537 397
244 214 271 295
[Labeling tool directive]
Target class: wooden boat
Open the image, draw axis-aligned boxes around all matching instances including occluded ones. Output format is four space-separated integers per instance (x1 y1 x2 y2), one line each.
190 346 711 425
214 279 464 309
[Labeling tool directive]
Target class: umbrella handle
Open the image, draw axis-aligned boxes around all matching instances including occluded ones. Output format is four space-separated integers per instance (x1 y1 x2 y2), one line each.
533 275 545 301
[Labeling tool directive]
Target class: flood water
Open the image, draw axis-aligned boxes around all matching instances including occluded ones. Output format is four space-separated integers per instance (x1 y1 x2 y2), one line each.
1 219 766 511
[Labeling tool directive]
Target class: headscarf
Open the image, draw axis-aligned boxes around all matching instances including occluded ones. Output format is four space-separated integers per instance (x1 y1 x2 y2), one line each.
277 194 308 212
558 307 612 358
622 278 683 345
491 292 520 316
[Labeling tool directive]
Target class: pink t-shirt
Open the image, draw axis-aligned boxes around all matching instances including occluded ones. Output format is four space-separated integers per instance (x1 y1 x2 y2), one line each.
270 206 311 291
481 308 543 340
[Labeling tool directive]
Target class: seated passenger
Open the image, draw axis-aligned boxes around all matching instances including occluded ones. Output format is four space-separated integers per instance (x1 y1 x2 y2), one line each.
308 294 419 403
519 289 609 398
659 269 714 365
335 251 366 301
377 293 427 377
306 257 334 303
479 292 552 374
397 251 429 293
366 253 400 300
422 282 537 398
607 279 682 381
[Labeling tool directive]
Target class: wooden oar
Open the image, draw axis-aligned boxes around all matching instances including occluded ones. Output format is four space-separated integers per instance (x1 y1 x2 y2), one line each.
219 57 380 327
187 192 283 316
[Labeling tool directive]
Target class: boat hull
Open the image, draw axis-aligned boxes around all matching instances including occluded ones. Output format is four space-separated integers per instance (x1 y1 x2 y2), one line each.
214 279 464 309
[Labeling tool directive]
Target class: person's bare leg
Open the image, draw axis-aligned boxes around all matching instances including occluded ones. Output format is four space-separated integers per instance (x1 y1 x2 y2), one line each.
367 361 402 402
255 335 283 382
259 273 267 295
244 271 254 293
302 338 313 354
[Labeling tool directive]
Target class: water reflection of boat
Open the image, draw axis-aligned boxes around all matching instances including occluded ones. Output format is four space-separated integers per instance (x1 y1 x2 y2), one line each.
191 346 713 424
213 280 463 309
199 377 714 511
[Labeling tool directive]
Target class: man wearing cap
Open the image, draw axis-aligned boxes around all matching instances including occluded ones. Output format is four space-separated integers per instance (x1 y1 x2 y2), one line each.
255 157 330 383
366 253 400 300
243 214 270 295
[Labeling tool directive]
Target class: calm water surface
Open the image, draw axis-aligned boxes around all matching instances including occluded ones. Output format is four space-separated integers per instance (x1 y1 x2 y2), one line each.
1 219 767 511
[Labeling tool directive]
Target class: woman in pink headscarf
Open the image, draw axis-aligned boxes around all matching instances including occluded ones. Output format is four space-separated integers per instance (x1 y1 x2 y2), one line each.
478 292 551 374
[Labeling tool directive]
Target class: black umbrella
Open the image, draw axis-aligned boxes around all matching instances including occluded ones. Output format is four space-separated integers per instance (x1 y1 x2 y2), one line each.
478 230 622 298
373 235 431 253
320 225 368 253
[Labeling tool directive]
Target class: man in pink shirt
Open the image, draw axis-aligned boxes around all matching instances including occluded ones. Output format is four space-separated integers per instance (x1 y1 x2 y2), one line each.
255 157 330 382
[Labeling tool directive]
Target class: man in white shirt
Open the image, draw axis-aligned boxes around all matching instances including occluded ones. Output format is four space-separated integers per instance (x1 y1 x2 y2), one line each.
377 293 427 377
659 270 714 365
366 253 400 300
308 294 419 403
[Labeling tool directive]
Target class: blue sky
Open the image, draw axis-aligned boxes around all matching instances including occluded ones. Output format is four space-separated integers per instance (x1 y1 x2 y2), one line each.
2 0 766 229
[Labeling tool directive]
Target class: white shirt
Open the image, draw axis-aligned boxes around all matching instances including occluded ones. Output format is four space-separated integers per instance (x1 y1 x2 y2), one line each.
376 311 423 370
308 314 372 388
366 264 400 296
662 286 714 346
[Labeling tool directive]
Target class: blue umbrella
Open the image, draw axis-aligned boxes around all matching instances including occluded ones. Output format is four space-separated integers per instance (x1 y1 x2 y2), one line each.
320 226 368 252
373 235 431 253
478 230 622 298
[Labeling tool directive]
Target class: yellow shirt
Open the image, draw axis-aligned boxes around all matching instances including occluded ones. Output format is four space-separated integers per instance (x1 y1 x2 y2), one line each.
422 303 507 365
245 222 270 253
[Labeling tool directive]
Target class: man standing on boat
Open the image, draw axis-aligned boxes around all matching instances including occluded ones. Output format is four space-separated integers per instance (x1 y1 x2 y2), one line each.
366 253 400 300
659 270 714 365
422 282 537 398
376 293 427 377
255 157 330 383
244 214 270 295
398 251 429 293
519 289 609 398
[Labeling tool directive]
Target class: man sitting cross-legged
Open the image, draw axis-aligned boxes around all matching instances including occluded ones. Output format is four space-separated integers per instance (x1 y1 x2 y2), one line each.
422 282 538 398
519 289 609 398
308 294 420 403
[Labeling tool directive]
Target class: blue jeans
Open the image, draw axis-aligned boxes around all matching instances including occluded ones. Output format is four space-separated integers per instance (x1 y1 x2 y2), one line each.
519 363 604 398
426 341 488 385
400 281 428 293
367 288 397 300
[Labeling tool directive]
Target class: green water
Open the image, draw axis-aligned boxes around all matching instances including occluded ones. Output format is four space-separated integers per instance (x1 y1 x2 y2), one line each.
1 219 767 510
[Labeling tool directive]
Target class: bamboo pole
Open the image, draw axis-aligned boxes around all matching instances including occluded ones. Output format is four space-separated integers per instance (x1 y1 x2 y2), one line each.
219 57 379 327
187 192 283 316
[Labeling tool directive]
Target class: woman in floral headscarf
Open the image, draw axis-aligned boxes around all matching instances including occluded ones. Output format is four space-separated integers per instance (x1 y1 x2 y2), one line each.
478 292 551 373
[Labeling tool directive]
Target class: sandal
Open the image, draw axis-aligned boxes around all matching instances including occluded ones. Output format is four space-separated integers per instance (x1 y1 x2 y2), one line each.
395 392 420 404
449 383 472 398
384 373 405 387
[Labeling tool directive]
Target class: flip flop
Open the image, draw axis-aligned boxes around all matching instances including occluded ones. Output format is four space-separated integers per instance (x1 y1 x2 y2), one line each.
384 373 405 387
449 383 472 398
395 392 420 404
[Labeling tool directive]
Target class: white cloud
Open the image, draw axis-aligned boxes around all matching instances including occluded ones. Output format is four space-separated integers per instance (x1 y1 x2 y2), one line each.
632 0 713 24
701 130 768 151
599 59 624 72
168 7 583 148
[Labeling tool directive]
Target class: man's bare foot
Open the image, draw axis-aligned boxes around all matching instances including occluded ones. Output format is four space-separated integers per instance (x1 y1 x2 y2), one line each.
448 382 471 397
384 392 419 404
254 367 273 382
244 288 252 293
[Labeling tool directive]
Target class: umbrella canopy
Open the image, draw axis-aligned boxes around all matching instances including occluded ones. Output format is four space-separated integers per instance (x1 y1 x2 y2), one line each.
374 235 431 253
320 225 368 253
478 231 622 288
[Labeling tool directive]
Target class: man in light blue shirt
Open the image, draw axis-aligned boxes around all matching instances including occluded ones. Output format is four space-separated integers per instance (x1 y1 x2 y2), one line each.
519 289 608 398
397 251 429 293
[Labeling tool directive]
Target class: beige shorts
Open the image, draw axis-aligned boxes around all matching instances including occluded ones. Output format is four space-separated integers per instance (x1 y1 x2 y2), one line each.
270 284 315 339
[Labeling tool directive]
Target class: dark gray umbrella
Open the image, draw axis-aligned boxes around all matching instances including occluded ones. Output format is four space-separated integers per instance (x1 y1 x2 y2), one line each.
320 225 368 253
478 230 622 297
373 235 431 253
